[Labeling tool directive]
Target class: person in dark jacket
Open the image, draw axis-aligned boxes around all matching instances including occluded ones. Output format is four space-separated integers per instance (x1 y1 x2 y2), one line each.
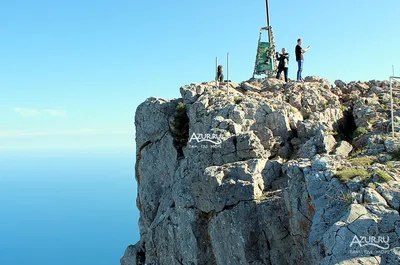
276 48 289 82
216 65 224 83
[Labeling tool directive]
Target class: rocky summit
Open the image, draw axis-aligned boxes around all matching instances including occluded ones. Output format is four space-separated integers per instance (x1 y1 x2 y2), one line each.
121 77 400 265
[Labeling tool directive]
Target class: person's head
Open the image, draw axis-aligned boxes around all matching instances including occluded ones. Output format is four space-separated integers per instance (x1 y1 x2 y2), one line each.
297 38 302 45
282 48 286 54
218 65 223 71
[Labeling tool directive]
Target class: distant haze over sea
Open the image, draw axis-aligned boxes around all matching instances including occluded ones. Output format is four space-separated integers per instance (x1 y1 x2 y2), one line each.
0 149 139 265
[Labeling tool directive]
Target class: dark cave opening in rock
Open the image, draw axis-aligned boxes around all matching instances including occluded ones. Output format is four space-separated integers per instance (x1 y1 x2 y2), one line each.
336 109 357 141
136 248 146 265
170 102 190 159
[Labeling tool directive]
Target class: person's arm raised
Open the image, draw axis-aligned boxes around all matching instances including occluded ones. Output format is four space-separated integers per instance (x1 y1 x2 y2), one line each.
302 45 311 53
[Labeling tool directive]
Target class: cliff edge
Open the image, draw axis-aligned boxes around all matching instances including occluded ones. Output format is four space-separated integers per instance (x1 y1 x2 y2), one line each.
121 77 400 265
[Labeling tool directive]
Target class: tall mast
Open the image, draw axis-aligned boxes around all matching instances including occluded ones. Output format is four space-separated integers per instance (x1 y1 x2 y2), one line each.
266 0 271 43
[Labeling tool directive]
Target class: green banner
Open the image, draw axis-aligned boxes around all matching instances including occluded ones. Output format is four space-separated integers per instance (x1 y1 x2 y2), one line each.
255 42 273 73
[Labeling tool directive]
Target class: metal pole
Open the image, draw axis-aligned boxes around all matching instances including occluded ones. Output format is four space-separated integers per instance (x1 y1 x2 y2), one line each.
227 52 229 95
265 0 274 78
391 65 396 137
216 57 218 86
266 0 271 43
390 76 394 137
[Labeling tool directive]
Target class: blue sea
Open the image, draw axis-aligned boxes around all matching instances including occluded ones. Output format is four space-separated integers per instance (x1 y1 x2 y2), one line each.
0 149 140 265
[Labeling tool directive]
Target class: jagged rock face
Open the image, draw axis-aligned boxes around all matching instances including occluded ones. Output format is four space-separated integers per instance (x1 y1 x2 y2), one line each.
121 78 400 265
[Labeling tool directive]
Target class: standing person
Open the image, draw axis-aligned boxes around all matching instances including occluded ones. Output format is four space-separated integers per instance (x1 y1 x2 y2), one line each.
216 65 224 83
295 38 310 82
276 48 289 82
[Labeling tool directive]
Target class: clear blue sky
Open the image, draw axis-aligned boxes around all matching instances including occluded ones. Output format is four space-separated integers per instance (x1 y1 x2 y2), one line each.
1 0 399 150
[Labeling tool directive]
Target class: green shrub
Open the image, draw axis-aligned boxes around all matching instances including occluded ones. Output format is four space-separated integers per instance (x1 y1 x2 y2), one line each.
375 170 392 182
256 192 273 201
330 130 345 138
170 102 189 150
348 156 375 166
353 127 369 138
340 105 349 112
385 161 395 169
335 168 370 183
349 147 368 158
349 149 362 157
176 102 186 116
174 103 189 131
234 97 243 104
339 191 354 206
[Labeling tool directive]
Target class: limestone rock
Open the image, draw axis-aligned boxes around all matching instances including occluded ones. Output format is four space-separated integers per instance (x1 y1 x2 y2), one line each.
334 141 353 157
376 182 400 210
120 243 145 265
335 79 347 89
298 131 336 158
122 77 400 265
363 187 388 205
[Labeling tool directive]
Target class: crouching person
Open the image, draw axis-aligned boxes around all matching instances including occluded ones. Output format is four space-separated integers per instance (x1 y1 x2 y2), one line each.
216 65 224 83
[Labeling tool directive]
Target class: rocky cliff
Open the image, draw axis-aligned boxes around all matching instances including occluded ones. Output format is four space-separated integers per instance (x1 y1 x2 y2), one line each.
121 77 400 265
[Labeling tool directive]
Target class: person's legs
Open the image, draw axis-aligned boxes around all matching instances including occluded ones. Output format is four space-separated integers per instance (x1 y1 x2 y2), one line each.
284 68 288 82
300 60 303 80
297 60 303 81
296 60 300 81
296 60 302 81
276 68 283 80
